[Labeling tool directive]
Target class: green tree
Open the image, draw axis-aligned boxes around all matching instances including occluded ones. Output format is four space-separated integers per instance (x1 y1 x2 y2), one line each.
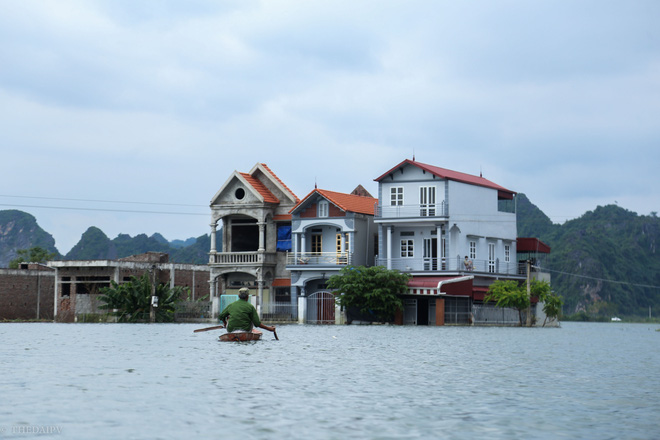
485 280 530 326
326 265 410 323
486 279 563 327
530 279 563 326
9 246 56 268
98 273 189 322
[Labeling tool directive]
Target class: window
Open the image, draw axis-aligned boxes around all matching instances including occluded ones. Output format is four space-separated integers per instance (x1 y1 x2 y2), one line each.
277 225 292 252
311 234 322 254
390 187 404 206
469 241 476 259
504 245 510 263
419 186 436 216
61 277 71 297
336 233 349 263
401 239 414 258
318 200 329 217
488 243 496 273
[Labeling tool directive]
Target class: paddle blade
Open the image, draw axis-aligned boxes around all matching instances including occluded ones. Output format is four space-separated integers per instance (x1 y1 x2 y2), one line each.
193 325 225 333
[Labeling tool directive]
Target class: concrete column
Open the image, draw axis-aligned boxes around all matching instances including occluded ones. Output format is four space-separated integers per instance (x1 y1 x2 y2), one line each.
298 295 306 324
387 226 392 270
210 222 217 253
301 232 306 255
436 225 442 270
53 269 59 321
170 264 175 289
435 297 445 326
258 222 266 252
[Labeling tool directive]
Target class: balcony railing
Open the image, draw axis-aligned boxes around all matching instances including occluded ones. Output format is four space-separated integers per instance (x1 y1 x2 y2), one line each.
286 252 352 267
209 251 277 266
376 201 448 219
375 256 521 275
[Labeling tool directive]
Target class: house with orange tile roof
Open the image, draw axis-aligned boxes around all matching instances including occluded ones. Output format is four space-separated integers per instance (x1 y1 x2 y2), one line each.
208 163 299 319
286 188 378 323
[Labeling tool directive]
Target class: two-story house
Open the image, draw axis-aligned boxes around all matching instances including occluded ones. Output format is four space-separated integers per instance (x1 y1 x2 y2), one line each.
208 163 299 318
286 188 378 323
374 158 524 325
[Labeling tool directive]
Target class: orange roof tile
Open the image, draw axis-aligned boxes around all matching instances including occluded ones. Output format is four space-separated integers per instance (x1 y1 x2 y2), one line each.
291 189 378 216
240 172 280 204
261 163 300 203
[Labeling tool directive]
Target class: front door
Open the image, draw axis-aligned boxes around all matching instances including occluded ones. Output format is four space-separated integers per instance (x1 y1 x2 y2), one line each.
423 238 438 270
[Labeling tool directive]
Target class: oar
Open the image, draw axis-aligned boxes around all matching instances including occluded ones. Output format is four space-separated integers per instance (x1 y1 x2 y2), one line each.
193 325 225 333
273 328 279 340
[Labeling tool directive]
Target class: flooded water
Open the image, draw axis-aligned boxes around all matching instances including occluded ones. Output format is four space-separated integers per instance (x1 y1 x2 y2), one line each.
1 322 659 439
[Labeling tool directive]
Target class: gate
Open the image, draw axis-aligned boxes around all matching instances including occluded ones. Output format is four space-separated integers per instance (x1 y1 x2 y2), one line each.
306 291 335 324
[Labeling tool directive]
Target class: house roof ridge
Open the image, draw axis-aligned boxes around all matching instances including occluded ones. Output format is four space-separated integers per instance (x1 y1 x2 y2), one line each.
240 172 280 204
260 163 300 203
291 188 377 216
374 158 515 195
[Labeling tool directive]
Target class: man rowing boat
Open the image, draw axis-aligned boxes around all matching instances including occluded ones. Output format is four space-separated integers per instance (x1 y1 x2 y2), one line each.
219 287 276 335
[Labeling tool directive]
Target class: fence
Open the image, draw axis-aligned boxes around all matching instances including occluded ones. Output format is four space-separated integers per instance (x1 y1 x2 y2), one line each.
472 303 533 326
174 300 212 322
261 301 298 323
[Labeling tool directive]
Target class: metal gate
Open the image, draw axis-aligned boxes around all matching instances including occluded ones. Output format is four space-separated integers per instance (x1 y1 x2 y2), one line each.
403 299 417 325
306 291 335 324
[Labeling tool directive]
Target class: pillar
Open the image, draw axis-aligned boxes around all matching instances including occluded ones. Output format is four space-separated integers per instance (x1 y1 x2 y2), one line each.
386 225 393 270
210 221 217 254
435 297 445 326
258 222 266 252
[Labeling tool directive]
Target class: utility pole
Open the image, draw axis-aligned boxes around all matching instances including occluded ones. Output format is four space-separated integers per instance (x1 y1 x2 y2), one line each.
525 259 532 327
150 265 158 323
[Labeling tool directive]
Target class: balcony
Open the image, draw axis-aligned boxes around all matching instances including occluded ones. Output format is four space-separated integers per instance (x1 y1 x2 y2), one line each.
376 201 448 219
209 251 277 267
375 256 522 276
286 252 353 267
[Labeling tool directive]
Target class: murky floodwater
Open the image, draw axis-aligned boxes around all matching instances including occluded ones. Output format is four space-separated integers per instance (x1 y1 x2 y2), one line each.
1 322 659 439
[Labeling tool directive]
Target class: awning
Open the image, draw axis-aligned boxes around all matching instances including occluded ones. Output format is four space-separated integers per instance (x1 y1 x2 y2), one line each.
272 278 291 287
406 276 473 296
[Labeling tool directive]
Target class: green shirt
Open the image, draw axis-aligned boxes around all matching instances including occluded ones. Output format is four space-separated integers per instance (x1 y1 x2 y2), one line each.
218 299 261 332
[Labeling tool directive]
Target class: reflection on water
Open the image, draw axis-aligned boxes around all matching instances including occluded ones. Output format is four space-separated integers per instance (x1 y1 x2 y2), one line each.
1 322 659 439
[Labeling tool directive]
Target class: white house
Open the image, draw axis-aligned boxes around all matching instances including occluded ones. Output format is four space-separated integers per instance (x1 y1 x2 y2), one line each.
374 158 524 325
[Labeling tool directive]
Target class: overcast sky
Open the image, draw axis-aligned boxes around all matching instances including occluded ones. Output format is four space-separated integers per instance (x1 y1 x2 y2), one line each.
1 0 659 253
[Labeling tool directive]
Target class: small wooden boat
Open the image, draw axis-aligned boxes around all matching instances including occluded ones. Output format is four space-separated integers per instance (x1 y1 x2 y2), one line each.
219 330 262 342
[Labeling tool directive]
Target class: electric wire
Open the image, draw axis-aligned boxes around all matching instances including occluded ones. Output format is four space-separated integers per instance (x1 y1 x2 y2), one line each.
538 266 660 290
0 203 207 216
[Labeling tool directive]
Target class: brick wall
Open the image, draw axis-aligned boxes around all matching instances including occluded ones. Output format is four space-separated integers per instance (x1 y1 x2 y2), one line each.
0 269 55 320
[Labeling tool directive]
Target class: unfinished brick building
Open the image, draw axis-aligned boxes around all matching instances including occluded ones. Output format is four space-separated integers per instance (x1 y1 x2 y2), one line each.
48 252 211 322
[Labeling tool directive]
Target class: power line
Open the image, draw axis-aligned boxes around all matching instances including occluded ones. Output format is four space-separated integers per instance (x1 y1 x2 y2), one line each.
540 267 660 290
0 203 208 216
0 194 207 208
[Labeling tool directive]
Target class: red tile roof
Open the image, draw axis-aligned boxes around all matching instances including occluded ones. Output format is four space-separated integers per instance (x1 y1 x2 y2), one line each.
517 237 551 253
261 163 300 203
240 172 280 204
374 159 515 196
291 189 378 216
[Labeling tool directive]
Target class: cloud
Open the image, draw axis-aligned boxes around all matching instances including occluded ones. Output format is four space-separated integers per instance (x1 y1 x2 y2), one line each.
1 0 659 252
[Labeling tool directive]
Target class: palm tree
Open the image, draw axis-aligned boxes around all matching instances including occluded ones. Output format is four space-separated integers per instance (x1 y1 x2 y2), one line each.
99 273 188 322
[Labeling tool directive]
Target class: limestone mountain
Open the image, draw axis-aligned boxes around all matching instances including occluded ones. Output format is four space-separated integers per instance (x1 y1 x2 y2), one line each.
516 194 660 318
0 210 60 267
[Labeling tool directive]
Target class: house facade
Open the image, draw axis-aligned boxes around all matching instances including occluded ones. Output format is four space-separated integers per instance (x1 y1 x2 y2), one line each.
208 163 299 319
374 158 526 325
286 188 378 323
